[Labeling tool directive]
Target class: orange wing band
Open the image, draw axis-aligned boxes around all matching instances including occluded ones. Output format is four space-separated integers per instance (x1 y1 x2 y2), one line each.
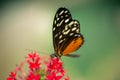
62 36 83 55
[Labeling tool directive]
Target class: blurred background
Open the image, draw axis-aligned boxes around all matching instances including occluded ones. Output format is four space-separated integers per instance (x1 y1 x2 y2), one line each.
0 0 120 80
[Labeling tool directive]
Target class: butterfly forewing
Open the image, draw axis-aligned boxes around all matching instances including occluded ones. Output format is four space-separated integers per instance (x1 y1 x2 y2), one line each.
53 7 72 52
52 7 84 57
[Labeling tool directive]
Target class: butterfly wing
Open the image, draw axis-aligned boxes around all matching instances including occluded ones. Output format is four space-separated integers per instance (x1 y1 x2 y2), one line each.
52 7 84 57
53 7 72 53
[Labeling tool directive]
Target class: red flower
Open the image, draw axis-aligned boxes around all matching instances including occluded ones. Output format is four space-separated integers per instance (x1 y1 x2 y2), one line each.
46 72 62 80
7 52 69 80
28 57 40 70
65 76 69 80
6 71 16 80
47 58 63 72
26 72 40 80
46 57 66 80
27 52 41 70
27 52 38 59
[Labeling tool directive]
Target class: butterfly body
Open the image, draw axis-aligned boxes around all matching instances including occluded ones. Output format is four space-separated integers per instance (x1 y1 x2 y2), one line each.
51 7 84 58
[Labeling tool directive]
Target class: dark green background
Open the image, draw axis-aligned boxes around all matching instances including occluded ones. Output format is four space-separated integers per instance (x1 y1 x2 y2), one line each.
0 0 120 80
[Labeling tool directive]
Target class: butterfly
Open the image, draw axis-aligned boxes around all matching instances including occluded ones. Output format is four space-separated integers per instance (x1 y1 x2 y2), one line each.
51 7 84 58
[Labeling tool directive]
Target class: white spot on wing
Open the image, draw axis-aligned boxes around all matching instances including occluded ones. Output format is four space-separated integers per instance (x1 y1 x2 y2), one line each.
54 34 58 38
59 35 62 39
69 33 74 36
63 29 70 35
76 29 79 33
65 10 68 13
74 21 78 24
59 40 63 44
65 25 68 30
74 24 77 26
61 16 63 18
53 27 55 31
65 15 68 17
62 29 65 33
59 20 64 26
72 27 77 31
57 23 59 27
74 34 79 37
59 10 64 15
65 19 69 23
69 21 74 26
57 18 59 21
54 20 56 24
56 14 58 18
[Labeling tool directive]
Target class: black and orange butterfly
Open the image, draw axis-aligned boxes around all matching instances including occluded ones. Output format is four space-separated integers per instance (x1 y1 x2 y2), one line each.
51 7 84 58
